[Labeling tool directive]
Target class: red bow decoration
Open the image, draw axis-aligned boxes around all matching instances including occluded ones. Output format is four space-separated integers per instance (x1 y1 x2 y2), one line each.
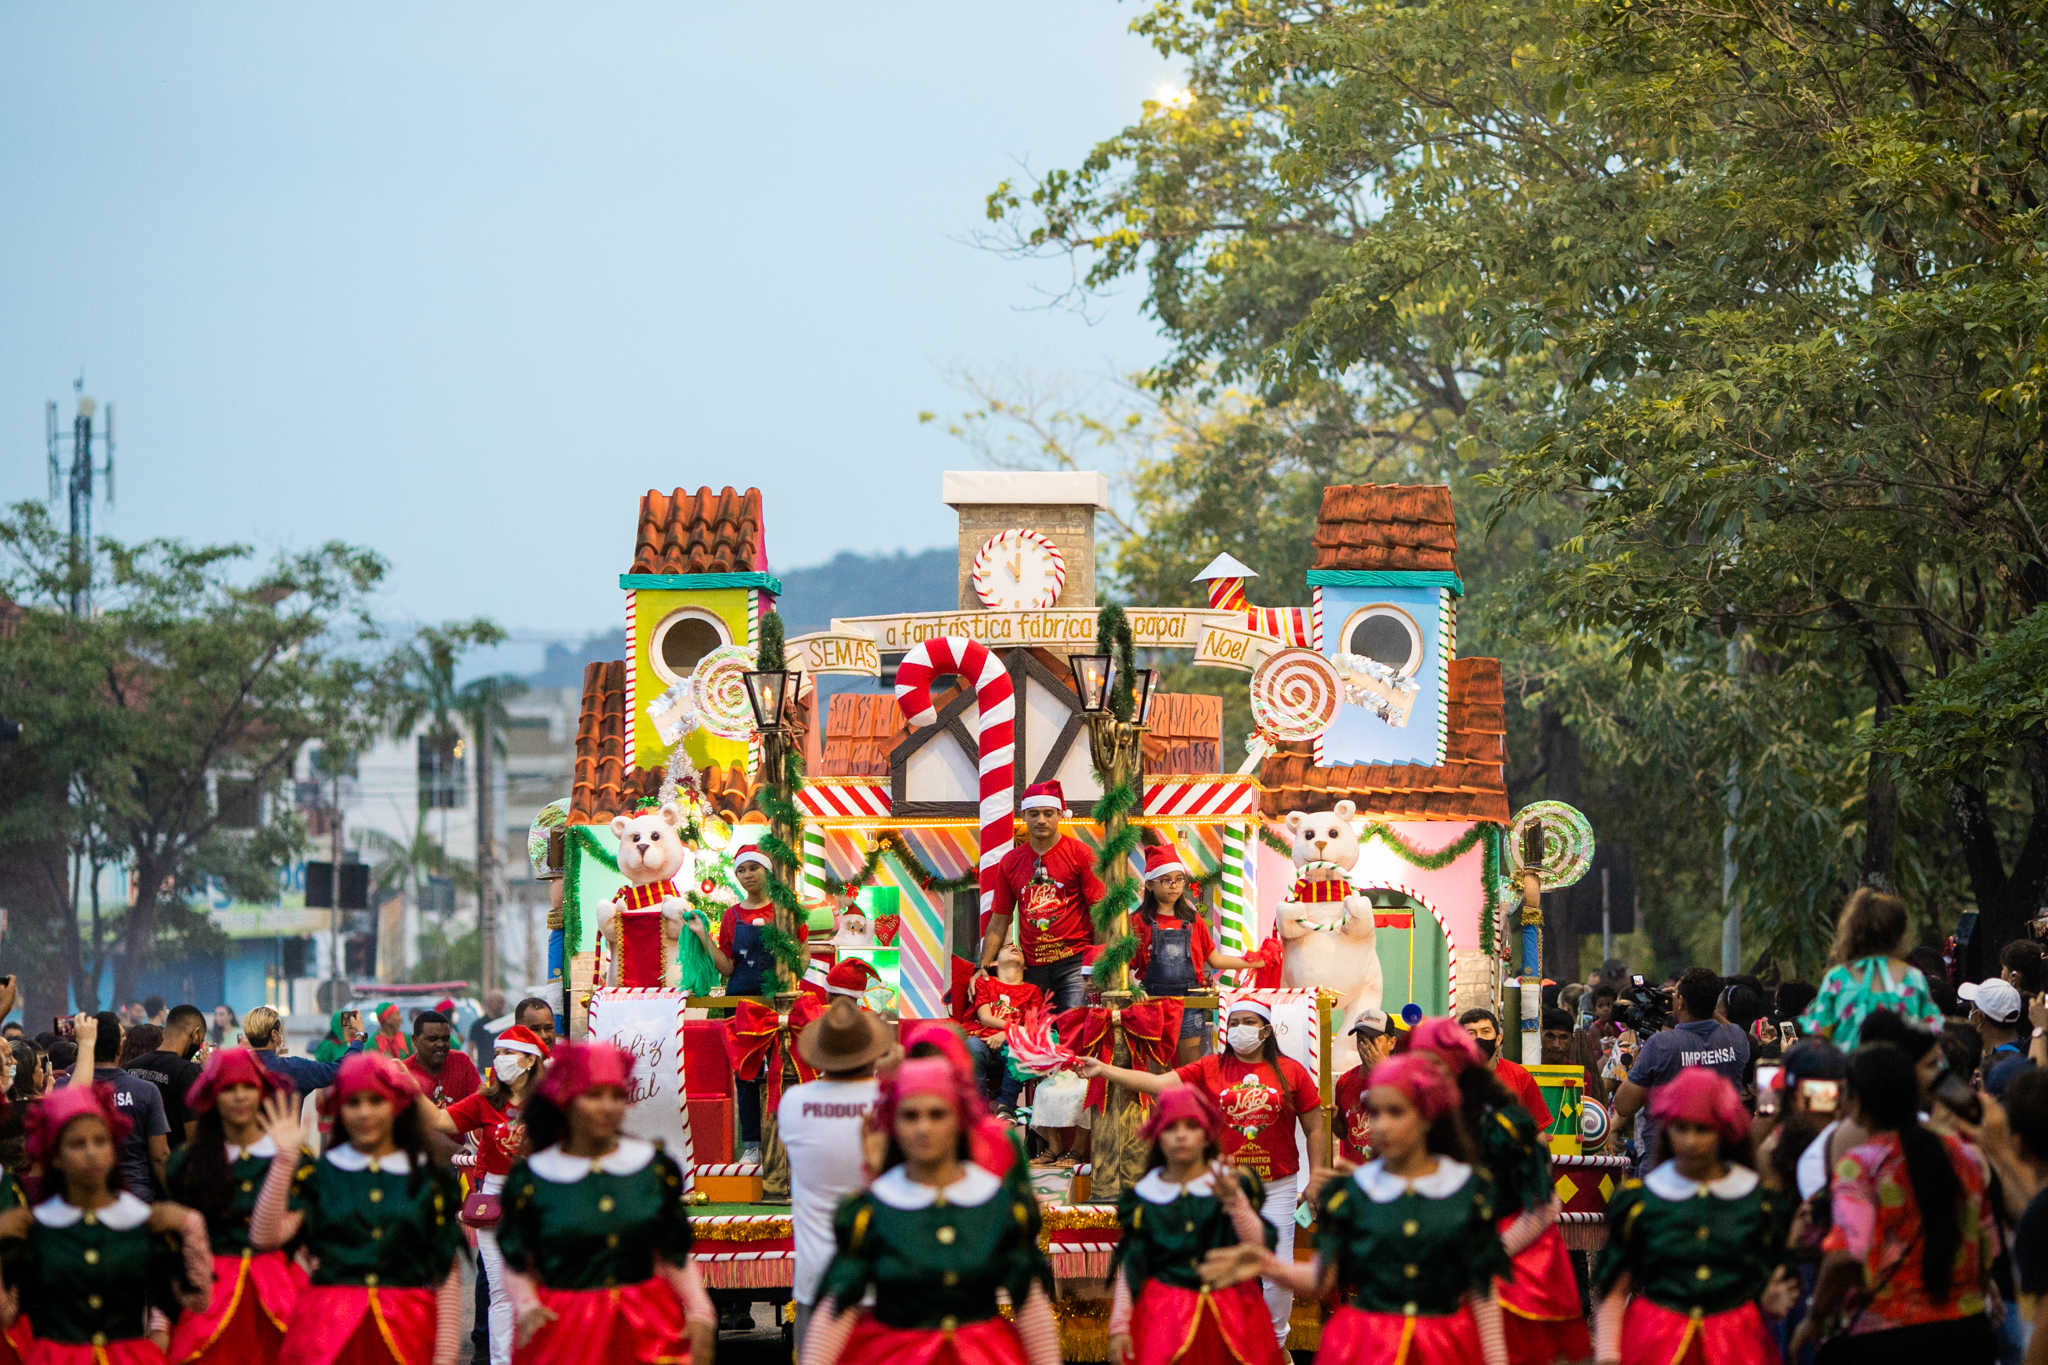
1242 933 1286 989
1053 999 1185 1111
723 995 824 1110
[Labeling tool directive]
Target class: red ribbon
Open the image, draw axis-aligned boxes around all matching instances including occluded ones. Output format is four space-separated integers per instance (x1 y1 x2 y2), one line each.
1243 933 1286 988
723 996 822 1110
1053 999 1184 1111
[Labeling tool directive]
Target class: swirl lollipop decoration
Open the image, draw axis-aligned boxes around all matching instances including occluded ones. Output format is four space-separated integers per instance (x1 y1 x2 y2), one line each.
1508 799 1595 890
690 645 761 741
1238 647 1343 772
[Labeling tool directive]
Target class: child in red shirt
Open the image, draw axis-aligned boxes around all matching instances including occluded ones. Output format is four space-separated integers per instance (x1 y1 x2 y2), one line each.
965 940 1042 1119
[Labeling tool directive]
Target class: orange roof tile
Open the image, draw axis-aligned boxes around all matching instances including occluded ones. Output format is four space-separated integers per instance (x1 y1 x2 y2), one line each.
1258 657 1507 821
1143 693 1222 776
570 658 779 824
628 487 766 576
1311 484 1459 574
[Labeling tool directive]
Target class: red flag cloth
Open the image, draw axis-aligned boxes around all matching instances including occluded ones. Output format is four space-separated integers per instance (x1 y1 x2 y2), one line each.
723 997 822 1110
616 909 669 988
1242 932 1286 988
1054 1000 1183 1110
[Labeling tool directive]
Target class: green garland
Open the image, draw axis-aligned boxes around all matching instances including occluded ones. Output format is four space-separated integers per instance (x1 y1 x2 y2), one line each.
1085 771 1143 983
820 832 981 898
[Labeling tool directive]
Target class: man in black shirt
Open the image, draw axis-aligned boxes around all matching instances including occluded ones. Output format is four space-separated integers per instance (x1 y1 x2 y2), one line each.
122 1003 208 1148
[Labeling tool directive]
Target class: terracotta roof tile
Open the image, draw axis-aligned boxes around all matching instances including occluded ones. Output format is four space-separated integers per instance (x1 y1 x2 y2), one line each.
1311 484 1459 574
628 487 766 576
1143 693 1222 776
1258 657 1507 821
571 658 769 823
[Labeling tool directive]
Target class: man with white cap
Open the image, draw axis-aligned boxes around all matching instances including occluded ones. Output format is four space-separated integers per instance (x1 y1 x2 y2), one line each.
1964 977 2029 1081
688 840 808 1164
980 779 1105 1010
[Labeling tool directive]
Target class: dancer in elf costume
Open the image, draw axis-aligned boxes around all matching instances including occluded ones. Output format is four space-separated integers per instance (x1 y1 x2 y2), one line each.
248 1053 466 1365
1107 1086 1284 1365
800 1057 1058 1365
0 1124 29 1365
1593 1069 1791 1365
495 1041 713 1365
1410 1018 1590 1364
423 1025 550 1365
164 1049 310 1364
0 1085 213 1365
1204 1052 1509 1365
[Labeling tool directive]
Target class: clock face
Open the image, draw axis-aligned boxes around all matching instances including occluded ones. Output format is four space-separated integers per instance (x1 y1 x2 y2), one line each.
972 528 1066 611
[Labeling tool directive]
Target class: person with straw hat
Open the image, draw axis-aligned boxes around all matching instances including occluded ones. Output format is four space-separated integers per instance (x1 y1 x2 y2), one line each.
780 998 893 1357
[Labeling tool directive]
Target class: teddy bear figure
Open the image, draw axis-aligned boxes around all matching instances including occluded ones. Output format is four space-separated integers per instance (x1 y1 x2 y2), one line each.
1278 799 1385 1070
599 801 694 988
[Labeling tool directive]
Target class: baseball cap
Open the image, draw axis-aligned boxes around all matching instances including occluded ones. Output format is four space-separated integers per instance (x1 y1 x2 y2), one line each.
1960 978 2024 1024
1350 1008 1391 1040
1775 1039 1847 1088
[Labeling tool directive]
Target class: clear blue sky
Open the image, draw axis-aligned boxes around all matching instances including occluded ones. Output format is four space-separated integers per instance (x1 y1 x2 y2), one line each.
0 4 1173 656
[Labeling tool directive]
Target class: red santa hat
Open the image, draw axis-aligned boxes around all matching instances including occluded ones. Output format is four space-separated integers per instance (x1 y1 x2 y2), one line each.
1019 780 1066 813
826 958 881 1000
492 1025 551 1059
732 844 772 870
1142 844 1188 880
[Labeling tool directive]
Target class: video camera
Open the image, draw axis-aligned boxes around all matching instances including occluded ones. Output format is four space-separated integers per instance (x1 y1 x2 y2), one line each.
1618 975 1673 1033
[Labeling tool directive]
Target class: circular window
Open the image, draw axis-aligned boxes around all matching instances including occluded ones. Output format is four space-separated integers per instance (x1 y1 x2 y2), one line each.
1342 605 1423 678
650 609 731 689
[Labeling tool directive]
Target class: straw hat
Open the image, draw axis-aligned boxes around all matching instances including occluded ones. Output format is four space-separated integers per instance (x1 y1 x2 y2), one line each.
797 997 891 1073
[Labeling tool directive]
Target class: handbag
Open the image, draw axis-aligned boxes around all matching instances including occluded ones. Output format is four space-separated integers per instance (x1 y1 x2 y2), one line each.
459 1189 503 1229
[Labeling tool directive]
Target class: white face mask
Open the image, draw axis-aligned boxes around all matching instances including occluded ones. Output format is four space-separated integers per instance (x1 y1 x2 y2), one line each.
1226 1025 1265 1055
494 1053 530 1077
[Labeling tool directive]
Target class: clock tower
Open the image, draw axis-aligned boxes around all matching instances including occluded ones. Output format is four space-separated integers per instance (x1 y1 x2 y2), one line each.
941 470 1108 611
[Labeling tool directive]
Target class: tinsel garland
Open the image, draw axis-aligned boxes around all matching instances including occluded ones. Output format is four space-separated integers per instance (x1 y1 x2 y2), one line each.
691 1217 795 1242
1038 1205 1120 1234
1481 822 1503 957
1085 772 1142 983
818 832 981 898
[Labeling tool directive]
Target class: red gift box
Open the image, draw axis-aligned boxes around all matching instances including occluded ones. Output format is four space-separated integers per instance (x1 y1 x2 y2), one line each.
689 1098 733 1164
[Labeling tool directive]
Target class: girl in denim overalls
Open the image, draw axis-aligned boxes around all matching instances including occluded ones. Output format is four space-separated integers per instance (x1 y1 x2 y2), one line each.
691 846 799 1165
1133 844 1259 1064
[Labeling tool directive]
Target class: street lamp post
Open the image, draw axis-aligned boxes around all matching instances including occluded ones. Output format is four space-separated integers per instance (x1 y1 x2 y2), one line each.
1066 613 1158 999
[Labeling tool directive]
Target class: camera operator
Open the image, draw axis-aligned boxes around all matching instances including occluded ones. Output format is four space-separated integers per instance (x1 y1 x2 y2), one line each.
1605 967 1749 1165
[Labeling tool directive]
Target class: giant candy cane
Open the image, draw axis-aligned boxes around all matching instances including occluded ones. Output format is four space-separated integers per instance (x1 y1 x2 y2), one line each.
895 637 1016 929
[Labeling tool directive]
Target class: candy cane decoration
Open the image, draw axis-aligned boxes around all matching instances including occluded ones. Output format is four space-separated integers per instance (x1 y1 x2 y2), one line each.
895 637 1015 929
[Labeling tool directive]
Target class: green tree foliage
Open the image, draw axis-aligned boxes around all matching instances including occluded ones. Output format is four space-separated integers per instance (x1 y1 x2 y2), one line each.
988 0 2048 972
0 504 393 1013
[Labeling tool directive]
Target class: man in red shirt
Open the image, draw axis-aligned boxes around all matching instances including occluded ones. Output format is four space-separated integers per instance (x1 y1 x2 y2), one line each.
1459 1007 1554 1139
1330 1008 1395 1164
980 780 1104 1011
403 1008 481 1106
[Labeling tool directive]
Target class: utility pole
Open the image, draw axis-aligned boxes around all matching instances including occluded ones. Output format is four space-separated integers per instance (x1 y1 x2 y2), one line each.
1722 638 1741 975
46 375 114 618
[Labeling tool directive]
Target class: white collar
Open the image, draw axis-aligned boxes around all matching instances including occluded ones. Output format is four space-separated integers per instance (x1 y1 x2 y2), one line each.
34 1191 152 1229
1135 1168 1218 1203
870 1162 1001 1209
325 1144 412 1174
526 1137 656 1182
1643 1160 1760 1201
228 1134 279 1162
1354 1157 1473 1202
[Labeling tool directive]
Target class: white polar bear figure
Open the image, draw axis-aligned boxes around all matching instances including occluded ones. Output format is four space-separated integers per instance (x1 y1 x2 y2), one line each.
1278 799 1385 1072
598 801 693 988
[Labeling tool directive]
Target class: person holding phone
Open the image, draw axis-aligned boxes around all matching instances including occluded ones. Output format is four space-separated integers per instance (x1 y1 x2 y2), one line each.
312 1010 363 1065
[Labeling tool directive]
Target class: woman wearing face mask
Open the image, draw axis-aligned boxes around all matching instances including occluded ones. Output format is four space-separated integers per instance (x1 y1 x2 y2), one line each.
1594 1069 1792 1365
1409 1019 1589 1365
690 845 806 1166
247 1053 466 1365
164 1049 310 1364
800 1057 1057 1365
0 1085 213 1365
1200 1052 1510 1365
419 1025 549 1365
1107 1086 1283 1365
1080 1000 1329 1344
494 1041 712 1365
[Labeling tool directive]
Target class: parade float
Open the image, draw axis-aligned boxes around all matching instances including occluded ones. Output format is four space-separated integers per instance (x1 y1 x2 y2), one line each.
531 472 1599 1352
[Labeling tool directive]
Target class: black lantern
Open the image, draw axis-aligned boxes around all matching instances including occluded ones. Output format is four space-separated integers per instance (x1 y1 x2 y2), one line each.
1135 668 1161 724
1069 653 1116 714
742 669 802 732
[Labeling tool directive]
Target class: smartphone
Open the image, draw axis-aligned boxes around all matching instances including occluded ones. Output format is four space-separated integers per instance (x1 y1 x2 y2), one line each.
1779 1022 1799 1048
1753 1064 1785 1121
54 1015 75 1038
1800 1079 1841 1114
1933 1068 1982 1124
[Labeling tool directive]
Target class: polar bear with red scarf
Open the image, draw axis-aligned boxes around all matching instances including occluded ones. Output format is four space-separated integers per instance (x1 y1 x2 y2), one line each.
598 800 692 987
1279 800 1383 1068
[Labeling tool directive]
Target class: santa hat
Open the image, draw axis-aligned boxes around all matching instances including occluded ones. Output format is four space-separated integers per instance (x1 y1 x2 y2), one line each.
434 998 457 1015
1226 998 1272 1025
1019 780 1066 813
733 845 772 870
536 1041 637 1108
1142 845 1188 880
184 1047 283 1114
826 958 881 999
492 1025 550 1059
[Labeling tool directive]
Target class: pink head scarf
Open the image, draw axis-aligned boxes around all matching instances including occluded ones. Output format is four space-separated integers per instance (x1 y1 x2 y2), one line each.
27 1085 131 1171
1366 1053 1461 1125
1408 1017 1485 1075
1649 1067 1751 1147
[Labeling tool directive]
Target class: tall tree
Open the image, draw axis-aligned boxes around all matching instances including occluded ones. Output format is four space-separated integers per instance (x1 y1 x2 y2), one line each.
0 505 392 1008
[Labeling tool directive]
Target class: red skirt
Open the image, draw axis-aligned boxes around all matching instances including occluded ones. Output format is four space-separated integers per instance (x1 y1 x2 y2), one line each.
1494 1219 1591 1365
1620 1298 1775 1365
26 1341 163 1365
1130 1281 1286 1365
517 1279 689 1365
278 1285 436 1365
1 1316 31 1365
169 1250 308 1364
1318 1303 1479 1365
836 1311 1026 1365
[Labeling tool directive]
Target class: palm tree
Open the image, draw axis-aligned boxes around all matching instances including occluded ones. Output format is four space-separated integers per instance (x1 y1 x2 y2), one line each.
455 673 527 993
360 804 476 984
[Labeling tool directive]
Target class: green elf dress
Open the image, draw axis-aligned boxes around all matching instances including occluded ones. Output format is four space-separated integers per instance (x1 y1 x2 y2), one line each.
165 1134 310 1365
9 1190 197 1365
1314 1158 1512 1365
495 1137 705 1365
1109 1167 1284 1365
1470 1103 1591 1364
